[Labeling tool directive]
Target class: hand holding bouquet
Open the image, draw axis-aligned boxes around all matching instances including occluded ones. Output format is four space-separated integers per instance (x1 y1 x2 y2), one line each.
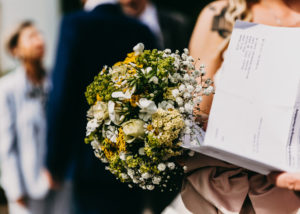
84 44 214 191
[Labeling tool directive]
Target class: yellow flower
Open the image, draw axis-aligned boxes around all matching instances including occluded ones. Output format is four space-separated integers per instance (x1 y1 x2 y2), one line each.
114 61 122 66
116 128 126 152
130 95 140 107
128 69 136 74
102 139 116 161
147 124 154 131
96 94 103 101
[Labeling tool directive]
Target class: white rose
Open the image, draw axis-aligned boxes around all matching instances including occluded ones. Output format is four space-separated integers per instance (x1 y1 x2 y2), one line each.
122 119 145 143
87 101 109 122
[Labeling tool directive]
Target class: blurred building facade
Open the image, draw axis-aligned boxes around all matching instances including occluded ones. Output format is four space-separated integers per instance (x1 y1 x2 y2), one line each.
0 0 60 73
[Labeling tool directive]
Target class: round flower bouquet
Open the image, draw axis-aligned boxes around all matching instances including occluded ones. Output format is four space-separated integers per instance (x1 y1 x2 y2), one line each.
84 44 214 191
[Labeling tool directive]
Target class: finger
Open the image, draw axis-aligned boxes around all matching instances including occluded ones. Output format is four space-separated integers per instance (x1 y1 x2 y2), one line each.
269 172 300 191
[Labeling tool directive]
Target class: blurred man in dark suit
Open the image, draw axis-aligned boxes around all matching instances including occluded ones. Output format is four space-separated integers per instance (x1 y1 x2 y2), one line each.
119 0 193 51
45 0 157 213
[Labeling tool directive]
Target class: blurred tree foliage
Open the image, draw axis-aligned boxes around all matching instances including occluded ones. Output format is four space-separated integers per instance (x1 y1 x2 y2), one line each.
60 0 212 25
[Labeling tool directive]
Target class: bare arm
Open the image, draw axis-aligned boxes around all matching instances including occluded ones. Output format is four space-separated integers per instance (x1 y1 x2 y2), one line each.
189 1 229 125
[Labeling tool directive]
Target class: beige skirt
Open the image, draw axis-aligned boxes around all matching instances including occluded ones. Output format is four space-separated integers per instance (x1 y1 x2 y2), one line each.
181 154 300 214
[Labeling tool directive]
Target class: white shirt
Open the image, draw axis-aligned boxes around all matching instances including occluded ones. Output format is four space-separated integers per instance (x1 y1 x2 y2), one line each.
0 67 50 201
84 0 117 11
138 3 163 47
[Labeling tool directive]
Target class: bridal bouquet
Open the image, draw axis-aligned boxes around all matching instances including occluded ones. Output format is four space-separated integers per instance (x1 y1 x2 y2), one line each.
84 43 214 191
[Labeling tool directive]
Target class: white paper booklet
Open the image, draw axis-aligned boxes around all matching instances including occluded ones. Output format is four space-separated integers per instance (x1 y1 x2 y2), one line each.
183 21 300 174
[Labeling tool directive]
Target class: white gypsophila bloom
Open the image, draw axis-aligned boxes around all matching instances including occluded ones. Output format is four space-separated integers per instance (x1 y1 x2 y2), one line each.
150 93 154 98
204 86 214 95
172 89 180 98
149 76 159 84
193 70 200 76
147 185 155 191
185 119 192 127
138 147 145 155
181 53 188 60
142 172 151 179
179 107 185 113
86 118 99 136
183 166 188 171
158 163 166 171
183 74 190 82
152 176 162 185
194 96 202 104
173 73 182 81
167 162 176 170
169 77 177 84
187 56 194 62
183 92 191 99
184 48 189 55
133 43 144 55
187 85 194 93
119 152 126 160
127 169 135 178
195 85 202 93
176 97 184 106
121 173 129 180
179 84 186 92
184 103 194 114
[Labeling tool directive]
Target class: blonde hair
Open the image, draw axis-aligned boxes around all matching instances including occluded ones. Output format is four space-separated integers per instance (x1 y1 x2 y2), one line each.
219 0 257 51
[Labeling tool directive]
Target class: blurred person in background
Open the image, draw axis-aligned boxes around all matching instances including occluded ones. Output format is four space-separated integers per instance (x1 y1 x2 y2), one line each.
45 0 158 213
181 0 300 213
118 0 193 51
0 21 50 214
